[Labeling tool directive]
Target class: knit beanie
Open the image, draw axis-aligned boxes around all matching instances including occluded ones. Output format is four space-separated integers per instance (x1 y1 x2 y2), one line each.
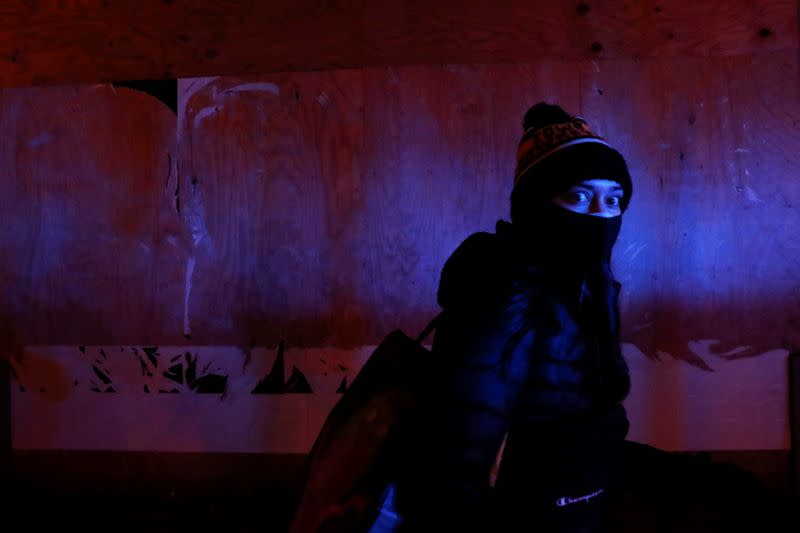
511 103 633 225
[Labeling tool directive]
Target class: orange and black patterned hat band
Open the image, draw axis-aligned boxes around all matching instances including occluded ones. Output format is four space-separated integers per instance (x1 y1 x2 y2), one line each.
513 118 610 186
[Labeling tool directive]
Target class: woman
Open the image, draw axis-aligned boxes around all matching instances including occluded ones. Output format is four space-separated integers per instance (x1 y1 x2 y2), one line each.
391 102 634 532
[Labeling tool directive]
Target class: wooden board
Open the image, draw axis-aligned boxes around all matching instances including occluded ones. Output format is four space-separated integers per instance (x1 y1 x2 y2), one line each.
0 85 182 346
177 72 369 347
176 64 585 347
2 56 798 356
581 54 800 368
0 0 796 88
174 57 800 363
1 54 799 453
9 344 791 452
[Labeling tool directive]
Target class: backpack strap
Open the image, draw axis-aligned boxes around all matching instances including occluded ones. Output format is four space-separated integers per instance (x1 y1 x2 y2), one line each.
415 312 444 344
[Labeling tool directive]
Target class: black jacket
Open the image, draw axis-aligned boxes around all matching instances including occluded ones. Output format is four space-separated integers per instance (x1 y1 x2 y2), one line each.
394 220 631 532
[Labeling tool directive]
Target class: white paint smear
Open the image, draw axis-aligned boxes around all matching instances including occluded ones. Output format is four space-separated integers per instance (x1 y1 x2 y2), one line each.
28 132 54 149
745 186 763 203
182 77 220 102
178 77 221 143
192 105 223 130
688 339 752 360
224 82 280 96
624 242 647 261
183 256 196 338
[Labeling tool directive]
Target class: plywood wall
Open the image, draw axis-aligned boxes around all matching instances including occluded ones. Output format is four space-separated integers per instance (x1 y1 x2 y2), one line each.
1 9 799 453
0 86 179 346
0 0 795 87
4 57 797 357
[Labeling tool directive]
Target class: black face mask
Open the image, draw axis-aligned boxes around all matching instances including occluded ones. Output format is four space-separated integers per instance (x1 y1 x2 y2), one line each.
546 204 622 265
513 203 622 271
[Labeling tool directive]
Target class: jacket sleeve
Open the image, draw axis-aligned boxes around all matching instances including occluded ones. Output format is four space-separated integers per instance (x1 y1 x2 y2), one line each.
399 284 538 529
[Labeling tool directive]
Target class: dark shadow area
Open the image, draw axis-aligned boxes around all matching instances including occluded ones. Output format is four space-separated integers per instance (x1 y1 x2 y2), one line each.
609 443 799 533
112 79 178 114
2 449 798 532
5 480 299 532
5 451 305 532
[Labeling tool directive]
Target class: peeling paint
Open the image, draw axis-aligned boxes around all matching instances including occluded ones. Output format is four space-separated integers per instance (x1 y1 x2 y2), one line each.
12 342 792 454
689 339 751 361
252 341 312 394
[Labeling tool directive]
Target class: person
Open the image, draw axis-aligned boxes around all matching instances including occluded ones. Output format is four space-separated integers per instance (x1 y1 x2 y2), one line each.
381 102 635 533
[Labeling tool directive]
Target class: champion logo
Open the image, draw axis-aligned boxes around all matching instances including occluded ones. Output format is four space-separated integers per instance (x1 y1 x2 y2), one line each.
555 488 605 507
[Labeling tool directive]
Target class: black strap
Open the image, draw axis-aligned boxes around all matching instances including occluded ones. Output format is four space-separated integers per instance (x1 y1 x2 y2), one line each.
415 312 444 344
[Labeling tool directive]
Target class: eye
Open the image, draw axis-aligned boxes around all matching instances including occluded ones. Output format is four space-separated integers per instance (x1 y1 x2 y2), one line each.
606 195 622 207
570 190 590 203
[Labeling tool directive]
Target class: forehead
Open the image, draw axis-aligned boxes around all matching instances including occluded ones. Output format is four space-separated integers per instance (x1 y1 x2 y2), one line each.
574 179 623 190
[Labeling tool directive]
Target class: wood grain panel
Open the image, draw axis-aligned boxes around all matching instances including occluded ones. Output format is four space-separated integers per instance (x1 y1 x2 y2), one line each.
0 0 795 88
357 63 583 341
178 72 367 347
2 55 798 455
176 64 583 347
2 57 797 355
0 85 181 345
581 54 800 368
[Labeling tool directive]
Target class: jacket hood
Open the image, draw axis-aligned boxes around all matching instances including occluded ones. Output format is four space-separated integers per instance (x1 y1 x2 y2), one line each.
437 221 519 310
